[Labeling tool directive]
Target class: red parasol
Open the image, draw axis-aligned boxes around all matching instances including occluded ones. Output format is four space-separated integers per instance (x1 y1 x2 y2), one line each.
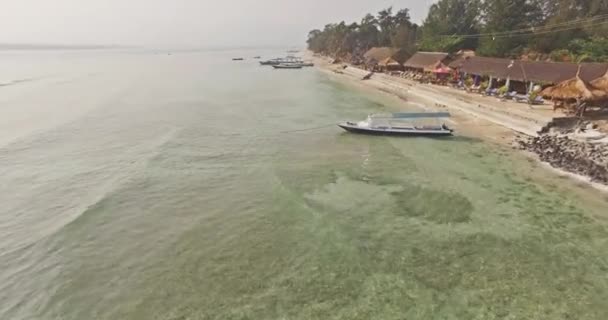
432 66 452 74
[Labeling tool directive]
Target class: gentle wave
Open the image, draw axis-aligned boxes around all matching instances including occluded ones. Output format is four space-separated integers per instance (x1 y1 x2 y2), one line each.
0 77 39 87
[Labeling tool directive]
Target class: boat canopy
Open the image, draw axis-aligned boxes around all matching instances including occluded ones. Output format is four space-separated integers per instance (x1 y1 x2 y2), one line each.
371 112 451 119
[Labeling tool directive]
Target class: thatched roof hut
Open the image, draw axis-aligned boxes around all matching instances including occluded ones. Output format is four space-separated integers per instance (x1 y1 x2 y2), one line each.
379 57 402 68
591 70 608 91
403 52 449 71
373 57 403 71
363 47 410 65
541 69 607 102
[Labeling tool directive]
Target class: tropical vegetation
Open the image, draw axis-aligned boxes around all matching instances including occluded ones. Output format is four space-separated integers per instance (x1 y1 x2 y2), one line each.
307 0 608 62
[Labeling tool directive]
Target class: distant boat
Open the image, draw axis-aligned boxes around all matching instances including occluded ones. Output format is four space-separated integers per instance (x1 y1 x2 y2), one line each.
253 56 261 59
287 50 299 53
260 59 283 65
338 112 453 136
273 63 303 69
232 58 244 61
261 56 305 66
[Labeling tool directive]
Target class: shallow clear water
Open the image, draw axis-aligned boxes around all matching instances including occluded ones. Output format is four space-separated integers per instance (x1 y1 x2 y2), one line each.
1 49 608 319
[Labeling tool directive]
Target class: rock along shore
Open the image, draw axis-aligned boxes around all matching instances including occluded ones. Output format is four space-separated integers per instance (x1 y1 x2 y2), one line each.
516 126 608 185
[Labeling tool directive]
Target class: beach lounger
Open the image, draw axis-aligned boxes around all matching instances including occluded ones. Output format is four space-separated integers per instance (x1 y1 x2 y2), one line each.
514 94 529 103
514 94 545 105
526 96 545 105
485 88 498 96
468 85 481 93
531 96 545 105
500 91 517 100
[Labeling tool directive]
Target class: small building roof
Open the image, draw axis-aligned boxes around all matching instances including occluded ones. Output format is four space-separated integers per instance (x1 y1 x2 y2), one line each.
363 47 410 64
455 49 476 58
447 50 475 69
521 61 607 83
379 57 402 67
403 52 449 70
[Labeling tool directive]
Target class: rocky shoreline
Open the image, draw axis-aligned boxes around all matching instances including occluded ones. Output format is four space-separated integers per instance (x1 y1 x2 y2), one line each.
516 124 608 185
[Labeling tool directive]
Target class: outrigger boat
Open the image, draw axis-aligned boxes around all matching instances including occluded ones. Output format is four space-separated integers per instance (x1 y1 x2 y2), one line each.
338 112 453 136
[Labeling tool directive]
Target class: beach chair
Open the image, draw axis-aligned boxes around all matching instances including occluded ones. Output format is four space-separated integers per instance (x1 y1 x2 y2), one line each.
485 88 498 96
467 84 481 93
500 91 517 100
530 96 545 105
514 94 544 105
514 94 529 103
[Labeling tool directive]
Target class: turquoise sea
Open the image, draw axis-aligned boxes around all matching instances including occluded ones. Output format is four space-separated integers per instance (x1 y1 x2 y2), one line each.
1 49 608 319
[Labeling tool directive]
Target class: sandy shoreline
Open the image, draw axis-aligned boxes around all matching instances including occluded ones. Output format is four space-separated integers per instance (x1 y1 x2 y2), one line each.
310 54 608 194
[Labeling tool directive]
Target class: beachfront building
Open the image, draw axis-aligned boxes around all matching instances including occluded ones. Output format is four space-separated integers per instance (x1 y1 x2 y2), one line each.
452 56 608 95
402 52 452 84
403 52 450 73
363 47 411 72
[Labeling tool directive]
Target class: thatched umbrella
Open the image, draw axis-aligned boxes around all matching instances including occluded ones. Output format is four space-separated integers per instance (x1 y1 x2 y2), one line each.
540 86 554 98
541 66 607 116
541 68 606 102
590 69 608 92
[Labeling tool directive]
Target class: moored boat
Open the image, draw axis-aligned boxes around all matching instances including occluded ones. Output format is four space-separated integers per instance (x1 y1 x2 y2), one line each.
260 59 283 66
338 112 453 136
232 58 244 61
260 56 304 66
272 63 303 69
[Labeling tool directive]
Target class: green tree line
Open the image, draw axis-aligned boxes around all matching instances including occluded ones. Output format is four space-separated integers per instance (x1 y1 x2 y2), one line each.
307 0 608 62
307 8 418 59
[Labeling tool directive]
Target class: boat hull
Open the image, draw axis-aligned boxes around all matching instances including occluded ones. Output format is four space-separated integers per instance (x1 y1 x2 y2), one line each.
273 65 303 69
338 124 453 137
260 61 280 65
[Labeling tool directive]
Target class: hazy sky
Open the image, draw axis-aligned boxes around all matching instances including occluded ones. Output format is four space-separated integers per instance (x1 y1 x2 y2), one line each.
1 0 436 47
